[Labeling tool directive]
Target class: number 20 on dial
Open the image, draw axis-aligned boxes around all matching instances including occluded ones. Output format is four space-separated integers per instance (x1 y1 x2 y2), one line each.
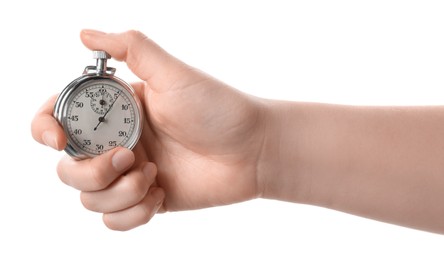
54 51 143 159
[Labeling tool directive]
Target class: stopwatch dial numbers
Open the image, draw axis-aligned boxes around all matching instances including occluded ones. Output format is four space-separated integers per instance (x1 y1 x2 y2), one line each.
90 87 114 115
66 84 137 156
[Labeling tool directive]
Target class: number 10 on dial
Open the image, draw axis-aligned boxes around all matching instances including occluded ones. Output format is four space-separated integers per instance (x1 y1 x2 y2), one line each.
54 51 143 159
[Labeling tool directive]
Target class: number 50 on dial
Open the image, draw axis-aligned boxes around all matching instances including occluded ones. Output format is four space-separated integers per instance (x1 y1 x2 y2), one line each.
54 51 143 159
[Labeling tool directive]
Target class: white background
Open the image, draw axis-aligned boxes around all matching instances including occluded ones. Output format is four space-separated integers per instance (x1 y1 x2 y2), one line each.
1 0 444 259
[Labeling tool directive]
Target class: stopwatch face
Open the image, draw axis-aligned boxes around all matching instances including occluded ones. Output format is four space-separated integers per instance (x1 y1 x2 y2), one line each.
57 77 143 159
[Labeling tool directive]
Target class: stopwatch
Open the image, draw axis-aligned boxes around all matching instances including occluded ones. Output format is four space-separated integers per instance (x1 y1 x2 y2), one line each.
54 50 143 159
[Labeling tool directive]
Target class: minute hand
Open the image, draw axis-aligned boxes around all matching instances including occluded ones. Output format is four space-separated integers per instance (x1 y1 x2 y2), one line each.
93 91 121 131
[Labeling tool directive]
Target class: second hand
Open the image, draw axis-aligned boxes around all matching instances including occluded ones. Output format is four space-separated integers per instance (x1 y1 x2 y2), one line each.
94 90 121 131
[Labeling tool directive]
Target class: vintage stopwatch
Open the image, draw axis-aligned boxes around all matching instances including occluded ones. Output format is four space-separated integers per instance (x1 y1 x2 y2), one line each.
54 50 143 159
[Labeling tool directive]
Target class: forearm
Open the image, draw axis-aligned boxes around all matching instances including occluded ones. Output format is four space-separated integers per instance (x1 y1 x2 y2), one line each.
260 100 444 234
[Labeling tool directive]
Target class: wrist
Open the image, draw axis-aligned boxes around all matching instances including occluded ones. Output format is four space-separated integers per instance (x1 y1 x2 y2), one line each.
256 100 338 205
255 99 305 202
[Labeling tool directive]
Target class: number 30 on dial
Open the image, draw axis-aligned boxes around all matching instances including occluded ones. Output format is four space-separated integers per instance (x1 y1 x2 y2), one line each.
54 51 143 159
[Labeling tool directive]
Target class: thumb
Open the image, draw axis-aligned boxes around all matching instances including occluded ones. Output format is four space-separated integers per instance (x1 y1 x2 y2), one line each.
80 29 190 92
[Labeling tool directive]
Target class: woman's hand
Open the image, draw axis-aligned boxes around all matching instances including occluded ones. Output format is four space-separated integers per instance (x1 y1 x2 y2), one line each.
31 30 268 231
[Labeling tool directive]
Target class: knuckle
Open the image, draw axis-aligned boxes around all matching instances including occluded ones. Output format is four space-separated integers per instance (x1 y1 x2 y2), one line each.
88 164 109 190
80 192 97 212
56 159 70 186
121 30 150 73
137 203 153 225
124 30 146 42
102 214 120 231
123 173 148 203
103 214 131 231
30 117 41 142
145 163 157 183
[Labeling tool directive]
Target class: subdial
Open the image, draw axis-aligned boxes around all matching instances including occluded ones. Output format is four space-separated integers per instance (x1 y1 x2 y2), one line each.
90 89 114 114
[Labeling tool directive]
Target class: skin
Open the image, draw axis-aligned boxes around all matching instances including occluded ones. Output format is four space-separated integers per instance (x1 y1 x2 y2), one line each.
31 29 444 233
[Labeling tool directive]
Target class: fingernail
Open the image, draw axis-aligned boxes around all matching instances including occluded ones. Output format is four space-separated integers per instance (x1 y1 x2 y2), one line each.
81 29 106 36
42 131 59 150
112 149 134 172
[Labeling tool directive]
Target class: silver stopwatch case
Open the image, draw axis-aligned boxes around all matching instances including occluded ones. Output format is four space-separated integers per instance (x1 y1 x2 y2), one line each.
54 51 143 159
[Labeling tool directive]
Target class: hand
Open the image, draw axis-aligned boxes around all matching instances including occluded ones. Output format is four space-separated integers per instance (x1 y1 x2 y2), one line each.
31 30 267 231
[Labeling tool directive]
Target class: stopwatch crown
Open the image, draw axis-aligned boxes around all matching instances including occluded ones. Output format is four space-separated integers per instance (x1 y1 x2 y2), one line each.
92 51 112 75
93 50 111 60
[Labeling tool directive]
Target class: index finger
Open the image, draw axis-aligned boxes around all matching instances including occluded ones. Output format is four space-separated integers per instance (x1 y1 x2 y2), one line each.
31 95 67 151
79 29 191 93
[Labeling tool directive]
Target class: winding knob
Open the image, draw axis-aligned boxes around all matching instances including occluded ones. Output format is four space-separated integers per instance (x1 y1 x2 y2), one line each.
93 50 111 60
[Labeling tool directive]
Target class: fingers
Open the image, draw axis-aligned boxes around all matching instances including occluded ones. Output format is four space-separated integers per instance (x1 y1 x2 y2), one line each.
103 187 165 231
80 29 190 92
58 147 165 231
57 147 135 191
80 162 157 213
31 95 67 150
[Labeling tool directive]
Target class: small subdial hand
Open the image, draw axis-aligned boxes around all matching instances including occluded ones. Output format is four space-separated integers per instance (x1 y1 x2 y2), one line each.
91 90 113 114
93 91 121 131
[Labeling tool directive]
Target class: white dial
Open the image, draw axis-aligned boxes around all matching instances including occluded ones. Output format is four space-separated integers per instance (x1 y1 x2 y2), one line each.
63 79 141 157
54 50 143 159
